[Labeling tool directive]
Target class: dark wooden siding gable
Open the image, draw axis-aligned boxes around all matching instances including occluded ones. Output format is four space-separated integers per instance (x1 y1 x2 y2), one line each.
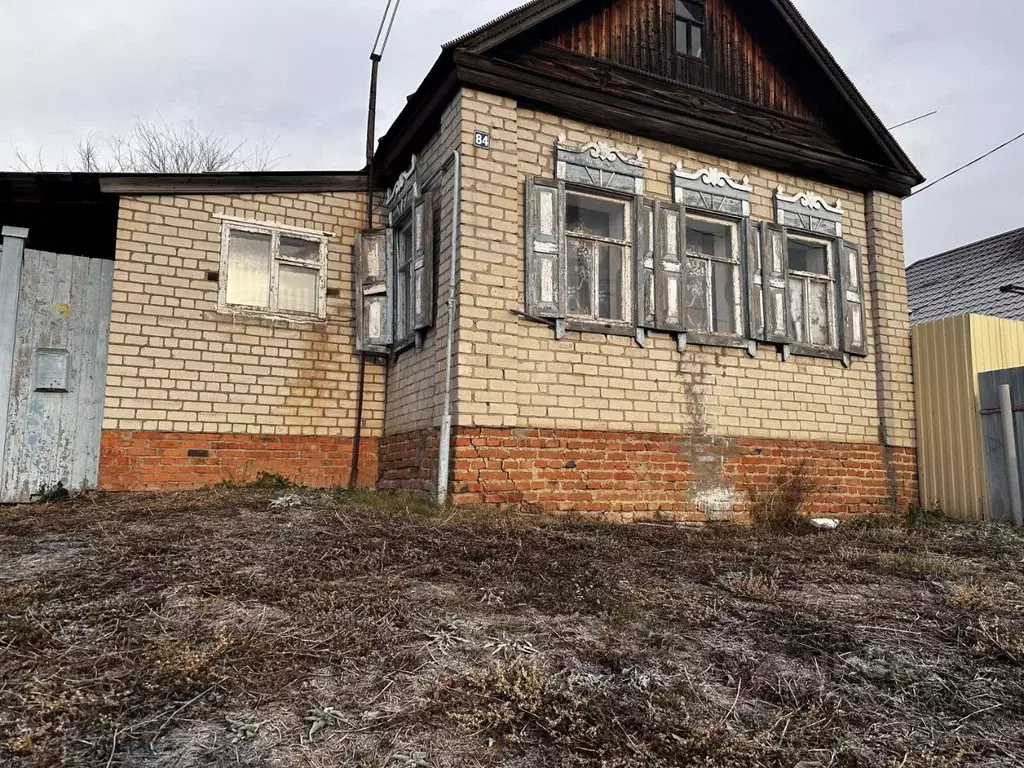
374 0 923 195
550 0 821 124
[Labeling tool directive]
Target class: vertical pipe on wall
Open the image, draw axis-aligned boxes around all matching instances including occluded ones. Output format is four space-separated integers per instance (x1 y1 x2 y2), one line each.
436 150 461 506
349 53 383 490
999 384 1024 528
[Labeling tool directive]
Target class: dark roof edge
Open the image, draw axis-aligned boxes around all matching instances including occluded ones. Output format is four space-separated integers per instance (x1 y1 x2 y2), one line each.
907 225 1024 271
441 0 924 192
445 0 571 53
98 171 368 195
768 0 924 187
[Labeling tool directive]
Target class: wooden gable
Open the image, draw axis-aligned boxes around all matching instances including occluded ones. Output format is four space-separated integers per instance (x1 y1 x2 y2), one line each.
375 0 923 196
550 0 822 125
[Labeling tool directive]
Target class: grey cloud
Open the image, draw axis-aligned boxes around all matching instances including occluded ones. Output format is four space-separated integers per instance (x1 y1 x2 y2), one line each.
2 0 1021 263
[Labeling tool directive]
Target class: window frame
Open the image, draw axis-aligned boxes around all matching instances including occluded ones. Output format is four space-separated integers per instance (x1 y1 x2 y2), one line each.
683 212 744 343
216 216 329 321
563 184 634 331
393 212 416 345
674 0 706 61
785 231 838 352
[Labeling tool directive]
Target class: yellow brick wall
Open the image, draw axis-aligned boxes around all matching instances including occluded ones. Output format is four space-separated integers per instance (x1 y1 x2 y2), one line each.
452 88 916 449
103 191 385 437
383 94 463 437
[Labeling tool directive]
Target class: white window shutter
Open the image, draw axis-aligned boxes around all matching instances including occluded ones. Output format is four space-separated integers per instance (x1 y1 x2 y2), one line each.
745 220 766 341
355 229 393 354
838 239 867 356
525 176 566 321
635 198 656 330
412 191 434 332
761 223 791 344
654 201 686 332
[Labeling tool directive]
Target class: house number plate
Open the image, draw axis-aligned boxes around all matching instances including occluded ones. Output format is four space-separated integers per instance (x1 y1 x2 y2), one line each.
473 130 490 150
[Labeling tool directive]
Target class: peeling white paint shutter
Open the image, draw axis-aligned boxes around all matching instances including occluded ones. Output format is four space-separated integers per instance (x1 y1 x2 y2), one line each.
412 191 434 332
654 201 685 332
635 198 656 330
355 229 393 354
525 175 566 320
838 239 867 356
746 220 766 340
761 223 791 344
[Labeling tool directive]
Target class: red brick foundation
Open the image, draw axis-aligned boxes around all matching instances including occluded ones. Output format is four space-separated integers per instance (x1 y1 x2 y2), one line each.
99 431 378 491
449 428 918 521
377 428 440 497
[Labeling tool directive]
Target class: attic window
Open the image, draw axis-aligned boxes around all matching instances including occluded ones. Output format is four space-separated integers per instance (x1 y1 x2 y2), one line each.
675 0 705 60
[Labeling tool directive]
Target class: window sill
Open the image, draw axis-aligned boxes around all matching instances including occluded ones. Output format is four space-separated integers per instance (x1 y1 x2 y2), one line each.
785 343 847 363
390 329 428 360
565 320 636 338
207 308 328 329
685 332 749 351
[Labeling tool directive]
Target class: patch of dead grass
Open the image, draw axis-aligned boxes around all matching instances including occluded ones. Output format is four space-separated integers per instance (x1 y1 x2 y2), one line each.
1 488 1024 767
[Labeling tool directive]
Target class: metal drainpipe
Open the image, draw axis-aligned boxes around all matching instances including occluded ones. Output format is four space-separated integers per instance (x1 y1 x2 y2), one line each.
349 52 383 490
435 149 461 506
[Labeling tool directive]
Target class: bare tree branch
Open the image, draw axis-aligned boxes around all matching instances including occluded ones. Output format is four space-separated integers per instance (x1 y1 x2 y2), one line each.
11 116 280 173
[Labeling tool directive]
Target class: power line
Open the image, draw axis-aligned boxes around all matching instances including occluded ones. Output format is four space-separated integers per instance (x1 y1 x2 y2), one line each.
371 0 403 58
887 111 937 131
910 129 1024 197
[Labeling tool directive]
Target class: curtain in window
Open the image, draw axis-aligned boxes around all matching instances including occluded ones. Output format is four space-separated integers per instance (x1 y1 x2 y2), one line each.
226 231 272 308
279 264 319 314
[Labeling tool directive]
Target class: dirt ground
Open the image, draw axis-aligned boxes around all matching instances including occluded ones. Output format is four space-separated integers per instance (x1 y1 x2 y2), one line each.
1 487 1023 767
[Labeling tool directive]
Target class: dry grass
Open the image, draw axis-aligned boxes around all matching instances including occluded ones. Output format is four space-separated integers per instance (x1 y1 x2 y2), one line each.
1 488 1024 767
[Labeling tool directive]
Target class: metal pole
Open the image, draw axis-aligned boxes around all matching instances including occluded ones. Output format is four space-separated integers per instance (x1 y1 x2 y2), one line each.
999 384 1023 527
365 53 380 229
349 53 382 490
435 150 461 506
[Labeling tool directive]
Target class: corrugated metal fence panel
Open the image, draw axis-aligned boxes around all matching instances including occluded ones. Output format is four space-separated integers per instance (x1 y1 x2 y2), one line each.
0 250 114 503
978 368 1024 522
912 316 986 521
970 315 1024 374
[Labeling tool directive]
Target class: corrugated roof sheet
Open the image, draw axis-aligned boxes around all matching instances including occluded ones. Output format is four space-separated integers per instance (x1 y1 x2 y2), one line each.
907 226 1024 325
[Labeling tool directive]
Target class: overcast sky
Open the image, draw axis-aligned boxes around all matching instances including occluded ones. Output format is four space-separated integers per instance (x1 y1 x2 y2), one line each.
2 0 1021 263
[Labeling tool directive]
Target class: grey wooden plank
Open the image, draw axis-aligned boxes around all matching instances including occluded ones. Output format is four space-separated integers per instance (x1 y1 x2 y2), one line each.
63 255 93 491
70 257 113 491
86 259 115 488
1 250 46 501
0 232 26 477
40 253 74 493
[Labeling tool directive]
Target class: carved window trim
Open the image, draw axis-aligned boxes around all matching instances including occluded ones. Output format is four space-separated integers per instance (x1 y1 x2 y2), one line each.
673 164 752 218
555 134 647 195
774 186 844 238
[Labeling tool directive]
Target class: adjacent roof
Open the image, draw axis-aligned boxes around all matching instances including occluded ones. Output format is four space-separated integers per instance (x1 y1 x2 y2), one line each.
0 171 367 259
907 227 1024 325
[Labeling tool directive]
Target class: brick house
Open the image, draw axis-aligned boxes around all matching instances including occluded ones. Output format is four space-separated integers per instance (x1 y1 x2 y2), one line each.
0 0 923 519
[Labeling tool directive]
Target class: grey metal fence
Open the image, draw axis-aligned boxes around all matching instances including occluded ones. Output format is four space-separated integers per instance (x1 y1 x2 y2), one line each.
979 368 1024 525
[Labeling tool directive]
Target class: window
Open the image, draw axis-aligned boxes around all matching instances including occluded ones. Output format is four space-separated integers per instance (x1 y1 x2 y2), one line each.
787 235 835 347
675 0 705 59
220 219 328 319
565 191 632 323
685 216 741 335
395 216 414 340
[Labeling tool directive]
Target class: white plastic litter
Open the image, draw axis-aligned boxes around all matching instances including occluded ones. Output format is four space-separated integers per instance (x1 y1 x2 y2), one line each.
810 518 840 530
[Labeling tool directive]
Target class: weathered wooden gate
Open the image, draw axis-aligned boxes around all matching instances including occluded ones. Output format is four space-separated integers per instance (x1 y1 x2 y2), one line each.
979 367 1024 523
0 227 114 503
